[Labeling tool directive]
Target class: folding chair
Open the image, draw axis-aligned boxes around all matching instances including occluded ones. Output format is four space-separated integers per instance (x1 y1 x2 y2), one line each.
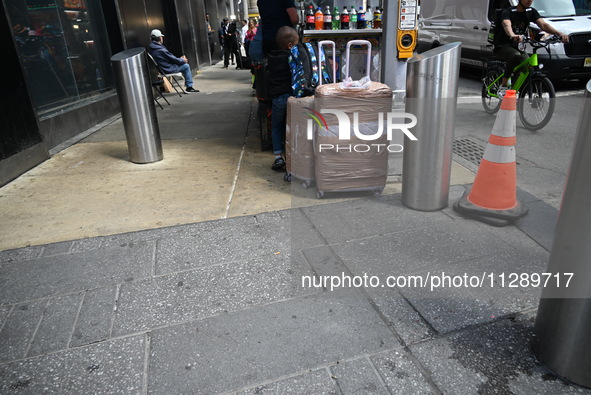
151 79 170 109
147 53 184 97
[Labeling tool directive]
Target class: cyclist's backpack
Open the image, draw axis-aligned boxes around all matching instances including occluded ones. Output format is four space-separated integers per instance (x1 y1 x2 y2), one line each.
488 0 511 45
288 43 319 98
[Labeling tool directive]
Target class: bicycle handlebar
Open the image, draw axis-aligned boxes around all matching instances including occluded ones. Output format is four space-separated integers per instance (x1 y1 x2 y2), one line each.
521 34 562 48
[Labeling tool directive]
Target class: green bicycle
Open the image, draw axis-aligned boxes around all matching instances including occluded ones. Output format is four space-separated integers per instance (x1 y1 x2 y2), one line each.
482 35 562 130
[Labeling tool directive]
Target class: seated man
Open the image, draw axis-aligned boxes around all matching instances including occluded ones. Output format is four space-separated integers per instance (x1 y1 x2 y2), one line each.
149 29 199 92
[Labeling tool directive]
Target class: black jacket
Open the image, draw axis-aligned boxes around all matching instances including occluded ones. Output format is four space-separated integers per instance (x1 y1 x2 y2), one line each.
268 49 291 98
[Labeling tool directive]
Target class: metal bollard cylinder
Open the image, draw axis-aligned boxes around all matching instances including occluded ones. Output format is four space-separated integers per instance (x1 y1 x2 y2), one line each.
532 81 591 389
111 48 163 163
402 42 461 211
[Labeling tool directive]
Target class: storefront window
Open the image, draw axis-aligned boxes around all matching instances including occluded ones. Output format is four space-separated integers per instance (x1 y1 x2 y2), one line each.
6 0 113 115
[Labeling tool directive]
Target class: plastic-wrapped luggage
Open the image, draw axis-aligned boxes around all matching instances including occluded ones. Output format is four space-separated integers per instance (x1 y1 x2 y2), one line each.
285 41 336 188
285 96 315 187
313 40 393 198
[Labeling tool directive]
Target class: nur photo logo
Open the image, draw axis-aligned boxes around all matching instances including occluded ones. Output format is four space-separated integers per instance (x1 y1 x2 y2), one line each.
304 108 418 152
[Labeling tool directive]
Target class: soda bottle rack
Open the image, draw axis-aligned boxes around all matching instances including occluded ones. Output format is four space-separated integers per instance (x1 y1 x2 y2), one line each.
302 28 382 35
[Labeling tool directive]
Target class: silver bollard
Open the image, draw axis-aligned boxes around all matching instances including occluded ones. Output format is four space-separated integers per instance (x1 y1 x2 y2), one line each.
532 81 591 389
402 42 461 211
111 48 163 163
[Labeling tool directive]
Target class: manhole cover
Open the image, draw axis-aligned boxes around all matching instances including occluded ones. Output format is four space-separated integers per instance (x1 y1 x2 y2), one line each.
453 138 485 166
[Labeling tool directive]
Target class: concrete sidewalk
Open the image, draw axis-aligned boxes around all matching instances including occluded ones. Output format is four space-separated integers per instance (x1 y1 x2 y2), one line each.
0 63 588 394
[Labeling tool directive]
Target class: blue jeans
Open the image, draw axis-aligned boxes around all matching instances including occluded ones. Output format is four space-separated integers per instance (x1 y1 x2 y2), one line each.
271 94 290 155
177 63 193 88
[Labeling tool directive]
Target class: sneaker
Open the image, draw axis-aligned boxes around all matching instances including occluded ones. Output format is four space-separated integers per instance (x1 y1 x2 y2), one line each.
271 157 286 171
185 87 199 93
497 86 508 99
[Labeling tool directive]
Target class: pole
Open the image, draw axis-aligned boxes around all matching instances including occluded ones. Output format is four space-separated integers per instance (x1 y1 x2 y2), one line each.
401 42 461 211
532 80 591 389
380 1 407 106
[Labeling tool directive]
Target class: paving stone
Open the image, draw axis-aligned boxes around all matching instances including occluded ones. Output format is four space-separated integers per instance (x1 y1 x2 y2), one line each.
371 350 438 394
301 245 349 281
0 335 145 394
41 241 73 257
399 249 549 334
70 286 117 347
147 290 400 394
302 246 434 345
113 253 316 336
0 246 42 264
27 293 83 357
0 242 154 304
70 237 104 253
236 369 337 394
0 300 47 363
366 287 435 345
155 210 323 275
0 306 11 330
330 221 513 279
302 195 450 245
411 315 590 395
330 357 389 394
515 199 559 252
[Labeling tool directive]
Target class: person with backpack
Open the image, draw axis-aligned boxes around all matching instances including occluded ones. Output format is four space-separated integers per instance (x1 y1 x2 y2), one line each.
267 26 315 171
493 0 569 97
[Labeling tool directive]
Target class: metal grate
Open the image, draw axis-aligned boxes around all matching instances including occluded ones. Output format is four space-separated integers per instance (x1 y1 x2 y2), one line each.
564 33 591 57
453 138 486 166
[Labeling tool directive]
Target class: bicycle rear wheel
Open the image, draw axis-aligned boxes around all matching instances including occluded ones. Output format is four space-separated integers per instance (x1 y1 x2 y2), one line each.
481 67 503 114
518 76 555 131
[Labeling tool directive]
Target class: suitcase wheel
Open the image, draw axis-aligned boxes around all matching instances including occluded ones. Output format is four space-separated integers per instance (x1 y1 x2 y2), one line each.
301 180 311 189
372 188 383 198
317 191 324 199
284 173 292 182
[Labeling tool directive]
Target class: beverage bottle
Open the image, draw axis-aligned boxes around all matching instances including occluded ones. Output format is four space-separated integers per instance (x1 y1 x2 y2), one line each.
350 6 357 29
357 6 365 29
323 6 332 30
373 7 382 29
365 5 373 28
340 6 349 30
305 5 315 30
332 6 340 30
315 7 324 30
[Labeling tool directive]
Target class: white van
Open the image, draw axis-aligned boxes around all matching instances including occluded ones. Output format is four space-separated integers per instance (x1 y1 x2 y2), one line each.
417 0 591 80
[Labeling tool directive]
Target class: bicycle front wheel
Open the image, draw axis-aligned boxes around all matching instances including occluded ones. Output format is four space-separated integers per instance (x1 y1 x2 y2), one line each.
481 68 504 114
518 76 556 131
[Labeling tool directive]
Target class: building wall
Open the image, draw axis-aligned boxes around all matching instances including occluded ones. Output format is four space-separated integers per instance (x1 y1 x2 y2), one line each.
0 0 223 186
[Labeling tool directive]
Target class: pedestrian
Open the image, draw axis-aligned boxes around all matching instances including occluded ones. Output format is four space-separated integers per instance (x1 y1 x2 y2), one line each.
206 13 215 60
223 20 241 69
218 20 227 60
257 0 299 56
244 19 257 57
149 29 199 92
267 26 314 171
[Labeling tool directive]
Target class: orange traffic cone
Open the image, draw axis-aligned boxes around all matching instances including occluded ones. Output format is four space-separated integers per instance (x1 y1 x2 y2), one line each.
454 90 528 226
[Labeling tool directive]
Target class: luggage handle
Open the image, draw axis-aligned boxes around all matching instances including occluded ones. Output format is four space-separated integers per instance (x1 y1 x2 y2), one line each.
344 40 372 81
317 40 337 86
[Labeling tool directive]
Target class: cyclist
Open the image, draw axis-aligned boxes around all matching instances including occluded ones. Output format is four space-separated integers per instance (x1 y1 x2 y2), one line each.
493 0 569 98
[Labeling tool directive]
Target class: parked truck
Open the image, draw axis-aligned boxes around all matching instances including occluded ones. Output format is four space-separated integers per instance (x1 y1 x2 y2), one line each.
417 0 591 80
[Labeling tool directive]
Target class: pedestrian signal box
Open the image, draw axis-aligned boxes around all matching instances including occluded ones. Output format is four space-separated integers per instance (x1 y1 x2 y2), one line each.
397 0 420 58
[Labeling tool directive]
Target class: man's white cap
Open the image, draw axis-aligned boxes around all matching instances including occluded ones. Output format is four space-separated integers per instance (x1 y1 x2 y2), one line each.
151 29 164 38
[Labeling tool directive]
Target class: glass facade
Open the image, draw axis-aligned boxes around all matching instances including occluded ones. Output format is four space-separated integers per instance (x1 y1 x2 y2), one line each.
6 0 113 116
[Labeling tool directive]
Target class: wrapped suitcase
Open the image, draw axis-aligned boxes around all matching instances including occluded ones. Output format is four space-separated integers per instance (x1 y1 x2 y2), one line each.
314 40 393 198
285 41 337 188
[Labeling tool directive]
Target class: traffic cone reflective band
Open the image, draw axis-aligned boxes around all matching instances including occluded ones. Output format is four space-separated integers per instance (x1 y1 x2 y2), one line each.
453 90 528 226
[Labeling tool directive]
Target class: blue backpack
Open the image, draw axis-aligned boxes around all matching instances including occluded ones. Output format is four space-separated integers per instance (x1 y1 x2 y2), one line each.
288 43 319 98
